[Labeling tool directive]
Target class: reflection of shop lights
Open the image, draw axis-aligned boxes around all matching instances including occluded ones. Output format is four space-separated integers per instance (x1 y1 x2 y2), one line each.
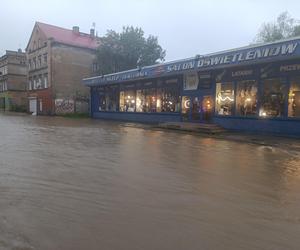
126 100 129 103
127 96 131 99
131 100 135 104
246 98 252 102
169 101 173 105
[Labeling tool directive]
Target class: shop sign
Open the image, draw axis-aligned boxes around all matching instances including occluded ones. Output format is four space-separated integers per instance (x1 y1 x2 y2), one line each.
280 64 300 72
84 39 300 86
232 69 253 77
197 42 298 68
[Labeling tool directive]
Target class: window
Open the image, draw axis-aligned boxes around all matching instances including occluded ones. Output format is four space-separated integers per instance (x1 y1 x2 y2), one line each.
198 73 212 89
92 63 98 73
181 96 191 121
288 77 300 118
28 78 32 90
28 59 32 70
43 54 47 65
104 85 118 111
216 82 235 115
98 86 118 112
44 74 48 88
156 79 180 112
236 80 258 116
33 57 37 69
136 88 156 112
260 78 287 117
38 55 42 67
33 77 37 89
120 90 136 112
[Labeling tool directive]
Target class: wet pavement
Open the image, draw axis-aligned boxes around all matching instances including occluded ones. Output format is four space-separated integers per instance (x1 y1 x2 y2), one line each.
0 113 300 250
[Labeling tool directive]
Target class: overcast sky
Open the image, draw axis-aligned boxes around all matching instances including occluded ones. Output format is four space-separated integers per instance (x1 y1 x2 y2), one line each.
1 0 300 61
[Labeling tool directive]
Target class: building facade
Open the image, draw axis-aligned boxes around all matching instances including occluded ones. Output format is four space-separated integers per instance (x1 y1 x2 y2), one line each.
0 50 27 112
84 37 300 136
26 22 100 115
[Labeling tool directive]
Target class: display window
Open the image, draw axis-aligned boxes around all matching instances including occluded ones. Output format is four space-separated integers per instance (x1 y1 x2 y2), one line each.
98 87 106 111
288 76 300 118
181 96 191 121
260 78 287 118
156 79 180 112
98 86 118 111
236 80 258 116
119 90 136 112
136 88 156 112
216 82 235 115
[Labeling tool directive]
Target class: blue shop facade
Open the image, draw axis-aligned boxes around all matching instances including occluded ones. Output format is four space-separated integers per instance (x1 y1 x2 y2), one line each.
83 37 300 135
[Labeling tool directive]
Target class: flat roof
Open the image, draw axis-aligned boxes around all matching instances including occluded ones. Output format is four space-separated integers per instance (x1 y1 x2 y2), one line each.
84 36 300 87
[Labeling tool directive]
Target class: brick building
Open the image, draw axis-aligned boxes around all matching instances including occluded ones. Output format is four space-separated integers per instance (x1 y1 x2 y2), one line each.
26 22 100 115
0 50 27 111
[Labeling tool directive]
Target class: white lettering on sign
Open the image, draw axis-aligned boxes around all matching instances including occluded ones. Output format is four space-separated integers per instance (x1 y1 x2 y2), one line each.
280 64 300 72
232 70 253 77
167 61 195 72
197 42 298 69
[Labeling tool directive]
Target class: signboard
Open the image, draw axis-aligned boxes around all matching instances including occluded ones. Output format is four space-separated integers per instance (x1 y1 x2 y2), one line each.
84 38 300 86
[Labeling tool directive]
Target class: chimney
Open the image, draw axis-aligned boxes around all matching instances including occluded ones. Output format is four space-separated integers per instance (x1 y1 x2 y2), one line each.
72 26 80 34
90 28 95 38
18 48 22 53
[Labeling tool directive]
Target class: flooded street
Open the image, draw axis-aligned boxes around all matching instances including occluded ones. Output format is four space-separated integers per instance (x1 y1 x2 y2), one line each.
0 113 300 250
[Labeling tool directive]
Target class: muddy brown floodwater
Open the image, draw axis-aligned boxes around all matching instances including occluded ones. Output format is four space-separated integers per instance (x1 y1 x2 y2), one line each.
0 113 300 250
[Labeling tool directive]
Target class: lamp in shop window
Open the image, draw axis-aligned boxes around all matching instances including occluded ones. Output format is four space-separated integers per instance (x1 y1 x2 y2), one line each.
259 109 267 117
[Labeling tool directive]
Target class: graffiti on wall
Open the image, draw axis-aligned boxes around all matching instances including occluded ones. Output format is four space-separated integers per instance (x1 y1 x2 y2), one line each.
55 99 74 113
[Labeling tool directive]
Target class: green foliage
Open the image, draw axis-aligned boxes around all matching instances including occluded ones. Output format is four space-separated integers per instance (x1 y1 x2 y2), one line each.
96 26 166 75
255 12 300 43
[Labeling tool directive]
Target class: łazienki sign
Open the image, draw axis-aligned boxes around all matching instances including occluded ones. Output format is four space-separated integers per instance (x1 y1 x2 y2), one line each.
83 38 300 86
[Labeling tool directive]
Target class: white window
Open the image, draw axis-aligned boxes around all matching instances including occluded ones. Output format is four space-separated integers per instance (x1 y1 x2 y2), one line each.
44 75 48 88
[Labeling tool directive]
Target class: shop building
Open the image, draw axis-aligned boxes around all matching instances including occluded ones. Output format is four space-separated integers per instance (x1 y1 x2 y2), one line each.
83 37 300 135
0 50 27 112
26 22 101 115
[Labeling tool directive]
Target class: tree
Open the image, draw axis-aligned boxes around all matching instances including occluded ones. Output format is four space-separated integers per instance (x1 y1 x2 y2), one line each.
255 11 300 43
96 26 166 75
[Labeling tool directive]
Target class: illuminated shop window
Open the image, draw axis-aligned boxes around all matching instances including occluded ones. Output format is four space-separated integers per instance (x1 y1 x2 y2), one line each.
119 91 125 111
216 82 235 115
288 77 300 117
181 96 191 121
136 88 156 112
236 80 258 116
98 87 106 111
156 79 180 113
260 78 286 118
98 86 118 112
105 86 118 111
119 90 136 112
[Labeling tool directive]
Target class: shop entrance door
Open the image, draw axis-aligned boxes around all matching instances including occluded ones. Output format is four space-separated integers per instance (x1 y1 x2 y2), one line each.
201 95 214 123
181 95 214 123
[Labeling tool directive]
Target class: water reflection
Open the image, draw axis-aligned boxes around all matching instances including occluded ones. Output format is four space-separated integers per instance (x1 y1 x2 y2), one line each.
0 113 300 250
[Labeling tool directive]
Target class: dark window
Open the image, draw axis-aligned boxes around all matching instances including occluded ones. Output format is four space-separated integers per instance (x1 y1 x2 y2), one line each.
260 78 287 118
